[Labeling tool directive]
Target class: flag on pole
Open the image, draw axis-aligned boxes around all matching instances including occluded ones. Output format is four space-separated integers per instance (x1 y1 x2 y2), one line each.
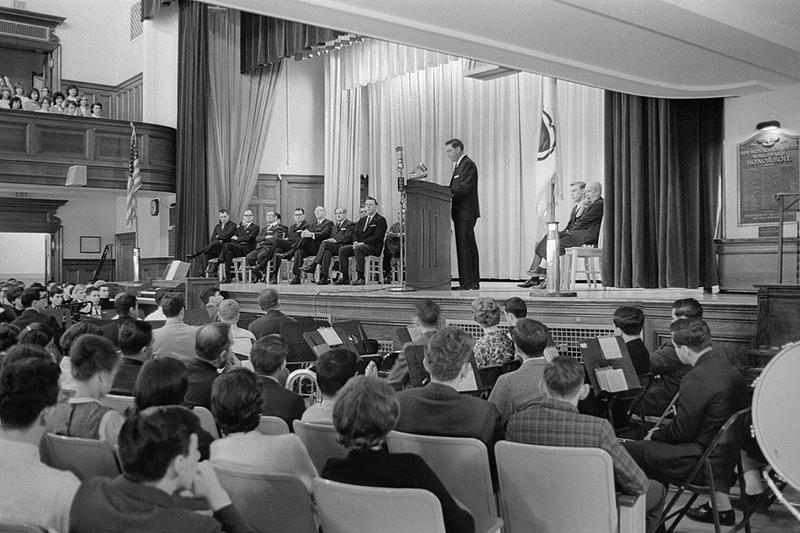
536 77 561 223
126 123 141 228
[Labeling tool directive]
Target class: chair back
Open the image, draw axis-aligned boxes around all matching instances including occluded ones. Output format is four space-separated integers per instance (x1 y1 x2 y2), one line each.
0 521 47 532
101 393 135 414
192 406 220 439
280 320 318 364
388 431 499 529
214 464 316 533
495 441 619 533
293 420 348 471
257 415 290 436
313 478 447 533
41 433 121 481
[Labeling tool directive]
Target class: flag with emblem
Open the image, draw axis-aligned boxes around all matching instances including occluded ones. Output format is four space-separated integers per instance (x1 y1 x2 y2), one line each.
126 123 141 228
536 77 561 223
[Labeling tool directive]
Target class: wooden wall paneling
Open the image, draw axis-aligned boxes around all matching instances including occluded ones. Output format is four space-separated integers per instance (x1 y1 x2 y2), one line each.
249 175 280 224
62 259 110 284
280 175 324 220
715 238 799 293
63 74 143 123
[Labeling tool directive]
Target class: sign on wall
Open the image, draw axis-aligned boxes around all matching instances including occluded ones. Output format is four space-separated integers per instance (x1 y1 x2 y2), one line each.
738 130 800 225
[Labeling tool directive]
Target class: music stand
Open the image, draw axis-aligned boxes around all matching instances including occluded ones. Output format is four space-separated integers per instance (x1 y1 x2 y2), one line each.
579 336 641 395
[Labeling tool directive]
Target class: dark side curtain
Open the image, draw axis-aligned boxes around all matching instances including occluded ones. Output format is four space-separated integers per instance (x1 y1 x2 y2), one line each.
240 13 343 73
175 0 209 258
603 93 722 288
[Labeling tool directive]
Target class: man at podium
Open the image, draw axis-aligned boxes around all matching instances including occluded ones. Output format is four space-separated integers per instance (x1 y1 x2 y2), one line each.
446 138 480 290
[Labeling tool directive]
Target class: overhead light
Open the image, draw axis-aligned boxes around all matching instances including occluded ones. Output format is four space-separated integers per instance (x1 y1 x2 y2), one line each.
756 120 781 131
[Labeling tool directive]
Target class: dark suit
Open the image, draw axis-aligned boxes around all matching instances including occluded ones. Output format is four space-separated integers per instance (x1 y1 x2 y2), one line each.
623 350 747 491
262 221 309 277
248 309 295 340
322 449 474 533
10 308 62 338
100 316 136 347
387 330 436 389
255 374 305 428
245 222 289 267
220 222 260 278
184 358 220 409
641 342 692 416
110 356 144 396
450 155 480 287
313 219 356 278
287 218 334 277
337 213 388 280
383 221 402 278
200 220 237 260
534 197 604 260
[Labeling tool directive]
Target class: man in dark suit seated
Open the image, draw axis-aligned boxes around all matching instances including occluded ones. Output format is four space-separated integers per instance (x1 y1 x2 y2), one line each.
394 326 504 454
219 210 259 283
186 209 237 274
10 287 61 337
387 298 440 390
110 320 153 396
519 180 604 288
382 213 402 282
250 334 306 428
247 289 296 340
300 207 355 285
245 211 288 283
255 208 309 284
100 293 138 347
282 206 333 284
69 406 251 533
184 322 239 409
623 318 748 527
335 197 388 286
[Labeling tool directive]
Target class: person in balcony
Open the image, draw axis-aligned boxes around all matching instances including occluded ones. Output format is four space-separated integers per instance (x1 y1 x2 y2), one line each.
65 84 80 104
65 100 80 116
12 83 29 109
10 96 23 110
91 102 103 118
78 95 92 117
51 92 66 114
26 88 41 111
0 86 12 109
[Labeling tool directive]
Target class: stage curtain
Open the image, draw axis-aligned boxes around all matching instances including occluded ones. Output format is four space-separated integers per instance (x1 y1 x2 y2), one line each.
175 0 208 258
241 13 342 72
603 93 722 288
207 8 283 221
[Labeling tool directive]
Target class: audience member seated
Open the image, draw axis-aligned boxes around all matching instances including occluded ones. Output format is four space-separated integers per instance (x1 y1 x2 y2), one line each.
110 320 153 396
507 356 665 533
25 87 40 111
185 323 238 409
471 296 514 367
250 334 306 428
51 91 66 113
186 209 237 272
90 102 103 118
624 318 748 526
210 368 317 489
395 326 504 455
244 211 288 283
17 321 60 362
78 95 91 117
46 334 124 445
144 287 168 322
134 357 214 459
6 283 24 315
11 287 62 336
0 357 80 532
217 299 256 362
261 208 309 284
95 282 114 310
58 321 103 392
200 287 226 322
0 85 11 108
488 318 549 422
301 347 358 423
613 306 649 376
247 289 295 339
152 292 198 361
283 206 333 285
503 296 526 329
639 298 700 416
322 376 474 533
387 298 440 389
65 99 80 116
68 405 253 533
48 286 64 308
219 210 259 283
65 84 80 103
300 206 355 285
382 212 402 281
37 96 52 113
335 197 388 286
100 292 138 347
83 286 103 318
0 323 19 358
9 95 23 110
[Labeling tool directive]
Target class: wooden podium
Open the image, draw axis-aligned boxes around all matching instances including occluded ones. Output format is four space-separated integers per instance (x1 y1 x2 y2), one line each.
405 180 452 290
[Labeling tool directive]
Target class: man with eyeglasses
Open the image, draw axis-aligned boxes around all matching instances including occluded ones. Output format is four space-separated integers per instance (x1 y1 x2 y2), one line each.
254 208 309 284
301 207 355 285
219 210 260 283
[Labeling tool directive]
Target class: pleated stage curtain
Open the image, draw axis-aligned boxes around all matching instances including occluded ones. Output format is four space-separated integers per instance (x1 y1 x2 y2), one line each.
603 93 722 288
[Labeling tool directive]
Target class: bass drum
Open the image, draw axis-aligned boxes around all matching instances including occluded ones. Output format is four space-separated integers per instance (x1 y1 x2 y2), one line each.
752 341 800 491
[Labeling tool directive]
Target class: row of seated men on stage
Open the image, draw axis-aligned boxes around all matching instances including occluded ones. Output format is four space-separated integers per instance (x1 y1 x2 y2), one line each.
186 197 403 285
0 283 766 533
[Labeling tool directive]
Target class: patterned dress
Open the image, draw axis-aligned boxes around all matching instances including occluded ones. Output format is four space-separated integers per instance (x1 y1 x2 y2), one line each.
473 330 514 367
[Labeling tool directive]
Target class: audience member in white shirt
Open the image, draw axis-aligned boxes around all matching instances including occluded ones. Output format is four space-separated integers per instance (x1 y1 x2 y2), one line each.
301 347 358 424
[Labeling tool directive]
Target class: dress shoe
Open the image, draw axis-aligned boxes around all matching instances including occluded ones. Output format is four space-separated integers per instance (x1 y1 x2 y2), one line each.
685 502 735 526
334 277 350 285
351 277 365 286
221 277 234 284
317 277 330 285
517 277 539 288
300 263 316 273
250 271 263 283
186 253 197 260
268 276 278 284
732 491 771 513
290 276 301 285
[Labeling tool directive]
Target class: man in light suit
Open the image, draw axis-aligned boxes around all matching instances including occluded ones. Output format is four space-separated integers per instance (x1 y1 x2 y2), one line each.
335 197 387 286
301 207 356 285
151 292 198 362
447 138 480 290
395 326 504 453
519 180 604 288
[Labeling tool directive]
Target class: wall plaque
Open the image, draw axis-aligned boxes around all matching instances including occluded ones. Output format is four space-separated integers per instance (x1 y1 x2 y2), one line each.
738 130 799 225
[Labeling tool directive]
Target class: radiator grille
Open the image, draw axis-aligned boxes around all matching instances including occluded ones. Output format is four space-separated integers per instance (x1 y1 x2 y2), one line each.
0 19 49 41
445 319 615 362
130 1 143 41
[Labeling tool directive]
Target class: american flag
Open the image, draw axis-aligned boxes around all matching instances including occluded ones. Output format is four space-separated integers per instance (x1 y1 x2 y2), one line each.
126 124 142 228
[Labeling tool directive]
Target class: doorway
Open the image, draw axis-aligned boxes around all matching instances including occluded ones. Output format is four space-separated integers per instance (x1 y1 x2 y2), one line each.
0 233 50 284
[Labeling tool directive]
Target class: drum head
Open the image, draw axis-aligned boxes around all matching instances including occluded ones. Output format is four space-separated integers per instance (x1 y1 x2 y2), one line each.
752 341 800 491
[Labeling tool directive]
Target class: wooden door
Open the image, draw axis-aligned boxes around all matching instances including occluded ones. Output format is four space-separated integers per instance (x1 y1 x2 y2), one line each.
115 232 135 281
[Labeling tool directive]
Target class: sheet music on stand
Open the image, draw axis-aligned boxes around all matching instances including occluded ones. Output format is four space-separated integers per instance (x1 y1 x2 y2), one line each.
579 336 641 395
318 327 343 347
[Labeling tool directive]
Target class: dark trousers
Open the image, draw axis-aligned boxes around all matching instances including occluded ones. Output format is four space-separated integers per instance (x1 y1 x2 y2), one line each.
256 240 292 272
200 241 224 261
534 232 585 261
383 238 400 275
220 242 253 275
338 243 382 279
314 241 345 278
453 218 479 286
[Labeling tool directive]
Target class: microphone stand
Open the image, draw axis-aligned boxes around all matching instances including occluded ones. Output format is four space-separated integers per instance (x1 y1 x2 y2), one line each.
390 147 415 292
532 181 576 297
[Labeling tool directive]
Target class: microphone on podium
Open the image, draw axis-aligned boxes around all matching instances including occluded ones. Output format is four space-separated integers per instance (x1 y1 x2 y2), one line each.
409 163 428 180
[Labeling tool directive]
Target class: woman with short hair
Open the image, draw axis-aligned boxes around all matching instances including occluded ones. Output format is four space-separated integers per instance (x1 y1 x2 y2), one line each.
471 296 514 367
